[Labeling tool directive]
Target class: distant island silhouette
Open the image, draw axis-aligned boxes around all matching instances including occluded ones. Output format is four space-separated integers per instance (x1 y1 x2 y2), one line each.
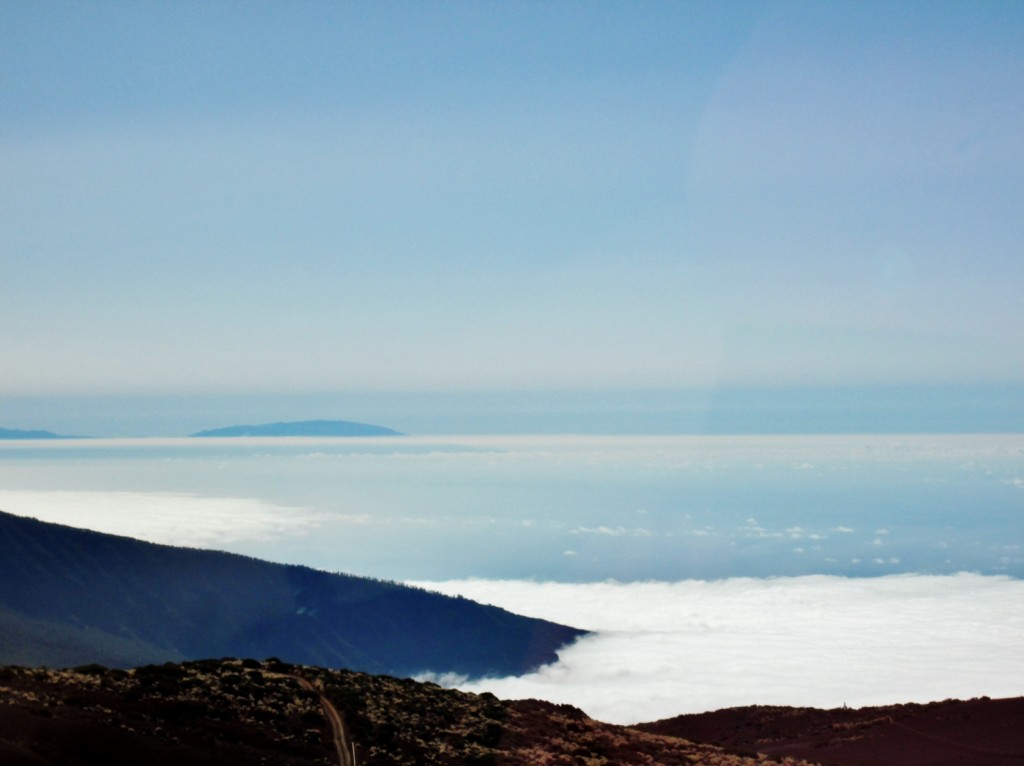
0 427 86 440
190 419 402 437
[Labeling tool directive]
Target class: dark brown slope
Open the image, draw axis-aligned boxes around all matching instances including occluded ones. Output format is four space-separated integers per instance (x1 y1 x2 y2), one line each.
0 660 818 766
0 510 585 677
10 659 1020 766
634 697 1024 766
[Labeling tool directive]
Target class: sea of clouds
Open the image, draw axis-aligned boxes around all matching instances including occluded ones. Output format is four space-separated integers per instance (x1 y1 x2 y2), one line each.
3 487 1021 727
411 575 1024 725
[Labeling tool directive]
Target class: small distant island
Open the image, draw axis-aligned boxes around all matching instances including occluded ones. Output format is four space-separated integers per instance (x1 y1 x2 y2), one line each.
0 427 85 440
190 419 402 438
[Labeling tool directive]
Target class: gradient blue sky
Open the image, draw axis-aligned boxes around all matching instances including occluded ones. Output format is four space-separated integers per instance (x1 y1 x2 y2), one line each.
2 1 1022 398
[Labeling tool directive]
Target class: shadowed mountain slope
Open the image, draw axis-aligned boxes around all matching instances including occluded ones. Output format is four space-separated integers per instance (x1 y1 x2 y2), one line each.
190 419 401 437
0 510 584 677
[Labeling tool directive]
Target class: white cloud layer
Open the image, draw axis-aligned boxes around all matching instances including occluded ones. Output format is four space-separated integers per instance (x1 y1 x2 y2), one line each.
0 490 324 548
411 575 1024 725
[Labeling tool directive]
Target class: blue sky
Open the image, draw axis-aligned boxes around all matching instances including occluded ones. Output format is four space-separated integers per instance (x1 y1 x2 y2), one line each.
2 1 1022 399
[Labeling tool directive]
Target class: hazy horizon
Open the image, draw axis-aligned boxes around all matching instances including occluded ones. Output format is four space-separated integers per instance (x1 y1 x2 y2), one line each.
4 433 1020 582
2 384 1022 438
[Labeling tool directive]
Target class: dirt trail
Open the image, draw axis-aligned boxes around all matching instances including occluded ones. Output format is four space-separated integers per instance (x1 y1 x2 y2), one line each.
293 676 357 766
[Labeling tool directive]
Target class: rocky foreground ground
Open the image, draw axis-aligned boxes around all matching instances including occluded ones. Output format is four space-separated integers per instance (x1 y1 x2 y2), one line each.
0 658 815 765
1 658 1020 766
637 694 1024 766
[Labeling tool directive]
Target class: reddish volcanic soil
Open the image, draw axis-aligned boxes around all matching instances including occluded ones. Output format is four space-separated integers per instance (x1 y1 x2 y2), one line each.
634 696 1024 766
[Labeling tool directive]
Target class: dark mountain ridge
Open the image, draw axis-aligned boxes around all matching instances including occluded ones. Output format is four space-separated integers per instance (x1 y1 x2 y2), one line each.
0 510 584 677
190 419 401 437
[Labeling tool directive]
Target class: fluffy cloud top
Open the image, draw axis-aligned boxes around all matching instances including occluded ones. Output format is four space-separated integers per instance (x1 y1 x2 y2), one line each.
412 574 1024 725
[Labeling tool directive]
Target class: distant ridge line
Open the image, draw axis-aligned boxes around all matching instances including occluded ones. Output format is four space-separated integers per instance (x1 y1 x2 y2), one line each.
190 419 402 437
0 427 88 440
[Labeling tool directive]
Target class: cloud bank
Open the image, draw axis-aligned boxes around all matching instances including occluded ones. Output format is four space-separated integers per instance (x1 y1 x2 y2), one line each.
411 575 1024 725
0 490 323 548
